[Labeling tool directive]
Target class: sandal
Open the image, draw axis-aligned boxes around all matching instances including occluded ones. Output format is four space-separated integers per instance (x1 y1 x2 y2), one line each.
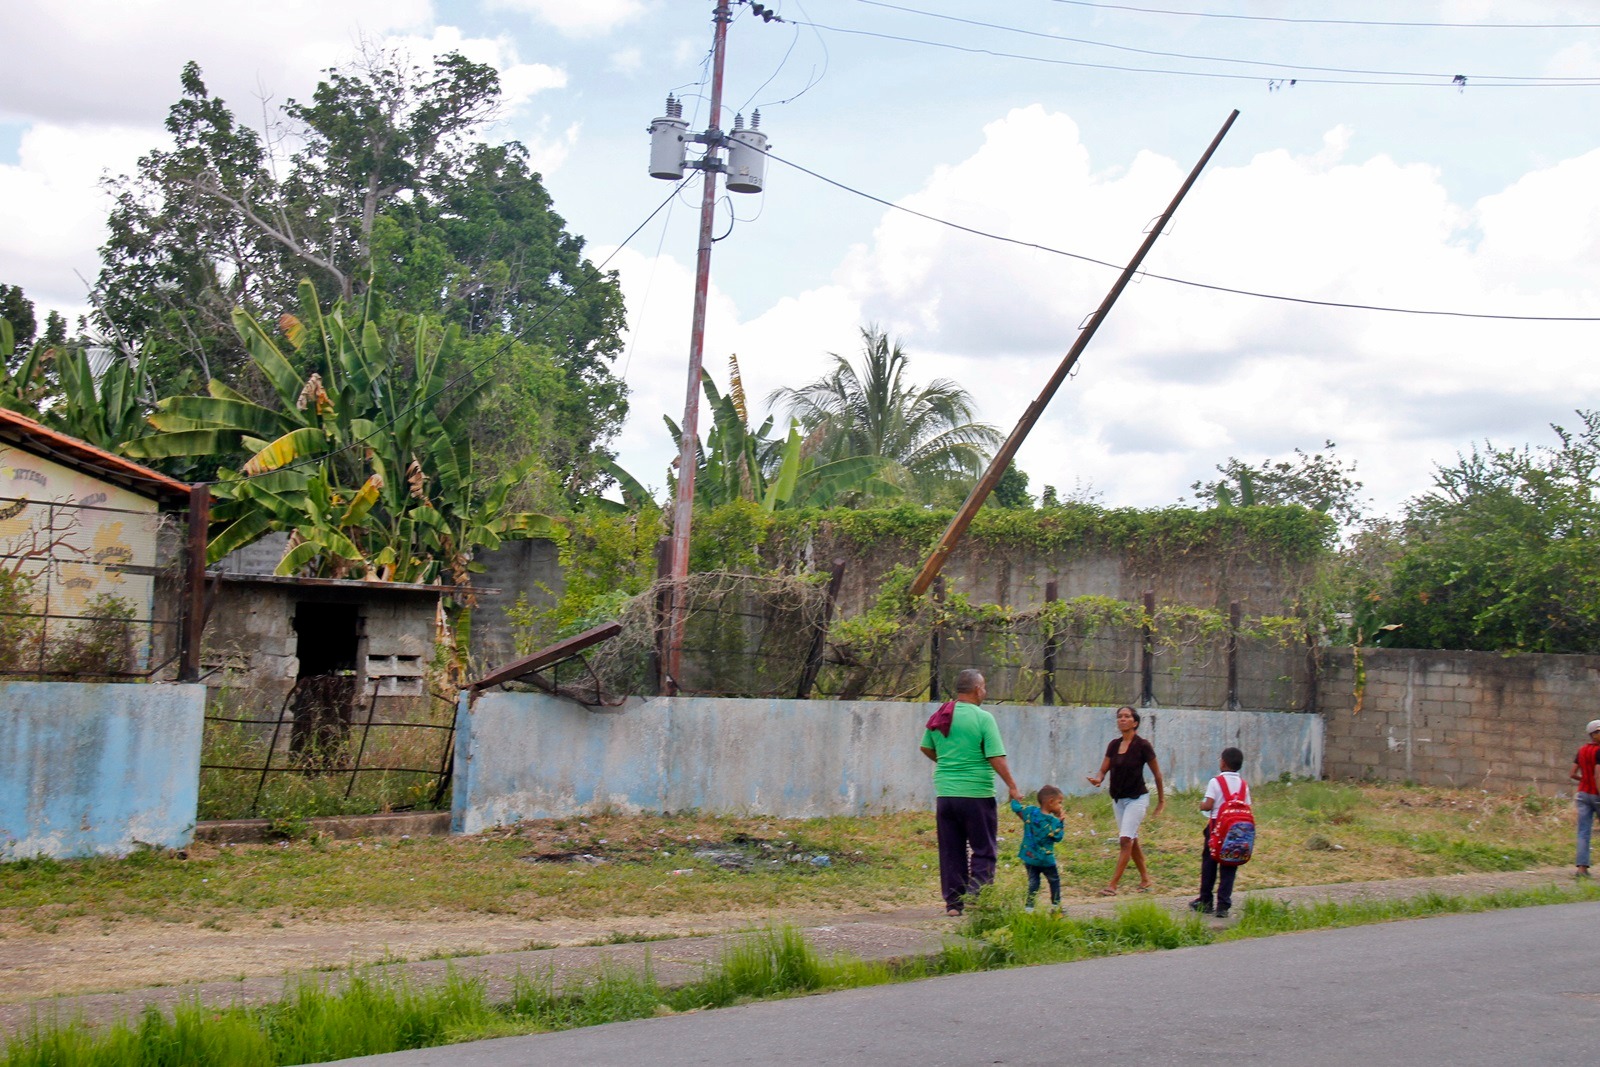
1137 883 1154 893
1097 886 1117 897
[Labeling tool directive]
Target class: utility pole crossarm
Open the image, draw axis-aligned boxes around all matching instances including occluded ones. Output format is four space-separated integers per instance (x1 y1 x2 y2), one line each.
908 109 1240 599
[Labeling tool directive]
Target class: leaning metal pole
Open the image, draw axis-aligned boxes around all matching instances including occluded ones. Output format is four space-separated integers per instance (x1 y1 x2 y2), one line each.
664 0 733 692
908 109 1240 598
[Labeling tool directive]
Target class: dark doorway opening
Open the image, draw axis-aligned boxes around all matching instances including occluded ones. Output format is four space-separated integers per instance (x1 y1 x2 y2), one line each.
289 602 361 761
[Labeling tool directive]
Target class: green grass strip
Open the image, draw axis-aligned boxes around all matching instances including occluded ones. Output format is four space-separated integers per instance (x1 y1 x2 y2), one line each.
9 881 1599 1066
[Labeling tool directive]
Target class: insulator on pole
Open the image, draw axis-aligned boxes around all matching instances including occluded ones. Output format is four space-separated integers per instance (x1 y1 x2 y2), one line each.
648 94 689 180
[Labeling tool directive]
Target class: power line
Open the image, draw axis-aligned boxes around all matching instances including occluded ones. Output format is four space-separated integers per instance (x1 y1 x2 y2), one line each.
1047 0 1600 31
850 0 1598 84
752 0 832 110
764 148 1600 323
228 177 694 487
786 17 1600 87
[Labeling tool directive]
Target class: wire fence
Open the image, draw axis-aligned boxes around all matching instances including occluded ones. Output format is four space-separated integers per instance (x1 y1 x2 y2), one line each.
544 571 1315 711
198 680 457 823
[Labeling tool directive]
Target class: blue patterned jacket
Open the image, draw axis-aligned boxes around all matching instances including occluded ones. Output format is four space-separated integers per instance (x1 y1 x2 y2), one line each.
1010 799 1065 867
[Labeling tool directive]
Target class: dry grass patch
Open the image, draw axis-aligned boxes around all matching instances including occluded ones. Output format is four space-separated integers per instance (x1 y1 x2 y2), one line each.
0 782 1578 933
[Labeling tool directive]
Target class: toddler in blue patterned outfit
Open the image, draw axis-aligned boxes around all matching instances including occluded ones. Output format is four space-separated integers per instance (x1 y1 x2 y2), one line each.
1010 785 1066 913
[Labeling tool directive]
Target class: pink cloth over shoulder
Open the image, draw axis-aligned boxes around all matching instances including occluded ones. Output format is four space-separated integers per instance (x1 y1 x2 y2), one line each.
925 699 957 737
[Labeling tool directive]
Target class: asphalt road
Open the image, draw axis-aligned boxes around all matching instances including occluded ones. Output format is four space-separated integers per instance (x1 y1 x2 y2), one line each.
342 902 1600 1066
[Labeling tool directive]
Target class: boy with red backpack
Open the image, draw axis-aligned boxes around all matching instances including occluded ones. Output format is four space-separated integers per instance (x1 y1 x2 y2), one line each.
1190 746 1252 919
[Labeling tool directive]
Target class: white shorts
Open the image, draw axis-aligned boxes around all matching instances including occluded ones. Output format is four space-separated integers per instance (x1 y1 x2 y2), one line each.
1113 795 1149 840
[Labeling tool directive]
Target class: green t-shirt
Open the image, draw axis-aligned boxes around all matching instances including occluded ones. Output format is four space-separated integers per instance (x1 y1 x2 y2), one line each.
920 701 1006 798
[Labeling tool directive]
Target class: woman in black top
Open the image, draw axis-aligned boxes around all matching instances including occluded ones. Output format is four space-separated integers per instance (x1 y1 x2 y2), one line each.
1086 705 1166 895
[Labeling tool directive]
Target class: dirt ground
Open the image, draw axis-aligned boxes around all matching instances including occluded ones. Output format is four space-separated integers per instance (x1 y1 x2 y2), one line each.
6 867 1581 1005
0 906 886 1003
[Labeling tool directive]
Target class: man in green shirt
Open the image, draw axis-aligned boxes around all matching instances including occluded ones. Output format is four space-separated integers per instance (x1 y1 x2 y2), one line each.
920 668 1024 916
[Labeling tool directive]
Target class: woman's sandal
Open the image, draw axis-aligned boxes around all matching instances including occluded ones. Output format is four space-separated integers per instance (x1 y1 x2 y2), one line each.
1137 883 1154 893
1097 886 1117 897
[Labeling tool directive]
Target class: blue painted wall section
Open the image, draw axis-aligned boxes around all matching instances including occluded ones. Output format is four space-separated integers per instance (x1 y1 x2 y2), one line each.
453 693 1322 831
1 682 206 860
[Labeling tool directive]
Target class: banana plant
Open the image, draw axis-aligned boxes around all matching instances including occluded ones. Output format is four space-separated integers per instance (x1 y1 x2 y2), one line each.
658 360 899 512
125 280 551 582
0 318 150 453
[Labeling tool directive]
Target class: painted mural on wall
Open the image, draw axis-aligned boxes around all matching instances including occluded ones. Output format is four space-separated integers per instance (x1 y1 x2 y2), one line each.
0 446 160 652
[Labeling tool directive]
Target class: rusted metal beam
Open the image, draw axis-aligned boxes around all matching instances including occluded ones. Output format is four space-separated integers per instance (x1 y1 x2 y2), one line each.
467 621 623 693
909 109 1240 598
178 483 209 682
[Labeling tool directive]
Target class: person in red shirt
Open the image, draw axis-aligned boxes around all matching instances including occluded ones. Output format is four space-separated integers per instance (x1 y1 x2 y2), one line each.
1568 719 1600 877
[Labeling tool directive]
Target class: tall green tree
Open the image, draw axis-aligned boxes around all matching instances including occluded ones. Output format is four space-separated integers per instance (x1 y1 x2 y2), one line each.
94 53 628 498
990 461 1032 508
1191 441 1366 526
767 326 1002 505
0 286 36 351
1372 413 1600 653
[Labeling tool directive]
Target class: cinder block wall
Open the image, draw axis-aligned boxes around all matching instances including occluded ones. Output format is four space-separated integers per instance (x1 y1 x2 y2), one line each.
1320 648 1600 794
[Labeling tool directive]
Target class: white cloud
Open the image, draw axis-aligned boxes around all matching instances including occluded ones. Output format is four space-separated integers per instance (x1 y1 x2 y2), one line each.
604 105 1600 517
381 25 566 114
598 240 866 493
610 48 644 75
0 123 155 318
1544 40 1600 78
485 0 650 38
0 0 434 127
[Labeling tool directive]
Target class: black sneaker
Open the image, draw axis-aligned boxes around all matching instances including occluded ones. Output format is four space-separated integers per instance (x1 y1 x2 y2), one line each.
1214 906 1231 919
1188 898 1212 914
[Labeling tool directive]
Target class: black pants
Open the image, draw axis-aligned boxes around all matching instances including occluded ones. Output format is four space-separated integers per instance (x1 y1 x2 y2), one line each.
936 795 998 912
1198 823 1237 909
1025 862 1061 907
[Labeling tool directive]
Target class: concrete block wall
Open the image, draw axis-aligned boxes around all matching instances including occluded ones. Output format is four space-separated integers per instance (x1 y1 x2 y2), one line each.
467 530 1316 682
1320 648 1600 793
471 538 562 668
0 682 206 860
452 693 1321 829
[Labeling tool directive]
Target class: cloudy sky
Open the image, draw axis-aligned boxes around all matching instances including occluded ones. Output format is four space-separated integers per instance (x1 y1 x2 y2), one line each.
2 0 1599 517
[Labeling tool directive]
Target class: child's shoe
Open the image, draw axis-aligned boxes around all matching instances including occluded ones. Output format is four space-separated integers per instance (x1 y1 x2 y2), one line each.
1188 897 1212 914
1024 905 1035 914
1213 906 1231 919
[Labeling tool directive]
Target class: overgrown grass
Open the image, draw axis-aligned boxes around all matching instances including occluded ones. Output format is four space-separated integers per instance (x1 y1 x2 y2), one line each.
198 705 452 828
1 782 1583 936
12 881 1600 1067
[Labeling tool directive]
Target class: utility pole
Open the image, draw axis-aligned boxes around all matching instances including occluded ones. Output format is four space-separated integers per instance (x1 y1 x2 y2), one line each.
647 1 770 692
908 110 1239 598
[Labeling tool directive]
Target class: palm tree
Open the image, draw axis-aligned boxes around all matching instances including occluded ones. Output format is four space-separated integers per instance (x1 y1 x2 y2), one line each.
768 326 1002 505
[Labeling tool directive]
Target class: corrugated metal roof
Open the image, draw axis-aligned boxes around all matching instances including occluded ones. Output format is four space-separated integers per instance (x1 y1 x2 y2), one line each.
0 408 191 505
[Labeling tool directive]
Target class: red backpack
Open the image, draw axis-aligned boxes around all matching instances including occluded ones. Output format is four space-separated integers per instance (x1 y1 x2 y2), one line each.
1208 776 1255 866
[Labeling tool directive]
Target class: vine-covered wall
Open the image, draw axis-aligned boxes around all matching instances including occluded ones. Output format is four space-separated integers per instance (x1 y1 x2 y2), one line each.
756 502 1332 618
470 502 1333 681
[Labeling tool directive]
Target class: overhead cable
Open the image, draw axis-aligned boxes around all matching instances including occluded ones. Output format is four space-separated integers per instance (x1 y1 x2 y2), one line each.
851 0 1599 83
1047 0 1600 31
765 149 1600 323
787 17 1600 87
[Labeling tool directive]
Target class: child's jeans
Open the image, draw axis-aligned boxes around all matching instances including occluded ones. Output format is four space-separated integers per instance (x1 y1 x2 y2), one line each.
1025 862 1060 907
1198 824 1237 909
1577 792 1600 868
